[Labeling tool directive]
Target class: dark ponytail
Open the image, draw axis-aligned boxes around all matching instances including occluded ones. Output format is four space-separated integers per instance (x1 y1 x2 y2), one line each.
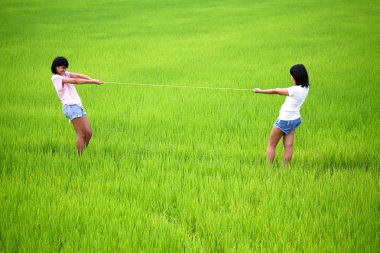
290 64 309 88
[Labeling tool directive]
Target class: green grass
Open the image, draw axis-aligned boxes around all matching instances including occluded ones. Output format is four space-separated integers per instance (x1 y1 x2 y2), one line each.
0 0 379 252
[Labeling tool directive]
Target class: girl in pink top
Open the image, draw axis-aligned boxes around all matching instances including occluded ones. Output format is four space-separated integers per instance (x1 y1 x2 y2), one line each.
51 56 103 156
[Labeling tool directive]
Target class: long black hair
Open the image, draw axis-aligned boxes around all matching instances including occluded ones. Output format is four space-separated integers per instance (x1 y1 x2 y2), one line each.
290 64 309 88
51 56 69 74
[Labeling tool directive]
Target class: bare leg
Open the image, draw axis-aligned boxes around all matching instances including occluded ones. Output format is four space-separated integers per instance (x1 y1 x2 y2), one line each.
266 128 284 164
283 130 295 166
71 116 92 156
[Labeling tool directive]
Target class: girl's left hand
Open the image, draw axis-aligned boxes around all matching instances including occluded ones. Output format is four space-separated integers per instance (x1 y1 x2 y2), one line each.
93 79 103 85
252 88 261 93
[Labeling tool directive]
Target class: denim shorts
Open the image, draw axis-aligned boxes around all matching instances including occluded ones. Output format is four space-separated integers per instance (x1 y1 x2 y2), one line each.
274 117 301 134
63 104 86 121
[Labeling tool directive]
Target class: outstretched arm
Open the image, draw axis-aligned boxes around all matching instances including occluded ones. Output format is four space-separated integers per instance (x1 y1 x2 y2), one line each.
62 78 103 85
69 72 92 80
252 88 289 96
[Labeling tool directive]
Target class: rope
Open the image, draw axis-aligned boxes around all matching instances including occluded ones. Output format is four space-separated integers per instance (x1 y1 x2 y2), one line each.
103 81 252 92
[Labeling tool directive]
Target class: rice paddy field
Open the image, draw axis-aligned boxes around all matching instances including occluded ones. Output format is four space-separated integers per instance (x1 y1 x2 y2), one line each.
0 0 379 252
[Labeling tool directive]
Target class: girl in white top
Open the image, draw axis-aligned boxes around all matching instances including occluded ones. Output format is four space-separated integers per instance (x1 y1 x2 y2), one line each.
253 64 309 166
51 56 103 156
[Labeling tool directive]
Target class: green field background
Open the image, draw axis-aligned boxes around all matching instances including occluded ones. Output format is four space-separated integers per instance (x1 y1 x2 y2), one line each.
0 0 379 252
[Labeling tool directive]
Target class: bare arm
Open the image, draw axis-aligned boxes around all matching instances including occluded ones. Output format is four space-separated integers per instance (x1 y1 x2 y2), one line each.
252 88 289 96
69 72 92 80
62 78 103 85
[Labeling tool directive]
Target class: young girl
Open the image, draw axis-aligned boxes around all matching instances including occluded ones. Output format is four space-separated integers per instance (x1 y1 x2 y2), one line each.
51 56 103 156
253 64 309 166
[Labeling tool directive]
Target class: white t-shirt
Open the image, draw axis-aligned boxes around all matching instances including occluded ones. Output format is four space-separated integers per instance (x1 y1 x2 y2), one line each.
51 71 83 108
278 85 309 120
